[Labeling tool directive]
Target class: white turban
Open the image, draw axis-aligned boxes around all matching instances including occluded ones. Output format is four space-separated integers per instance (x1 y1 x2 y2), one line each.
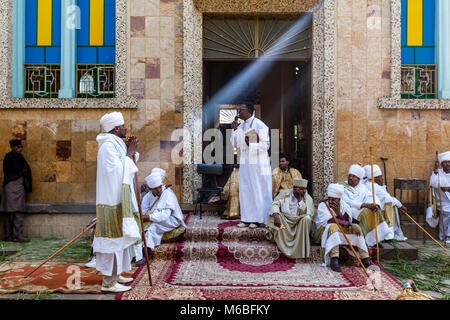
438 151 450 164
366 164 382 179
100 112 124 133
151 168 166 183
327 183 344 198
145 172 162 189
348 164 365 179
363 165 371 179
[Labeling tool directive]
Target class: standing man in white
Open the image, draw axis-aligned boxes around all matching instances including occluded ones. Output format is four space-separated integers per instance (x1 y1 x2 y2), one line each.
230 103 272 229
93 112 142 293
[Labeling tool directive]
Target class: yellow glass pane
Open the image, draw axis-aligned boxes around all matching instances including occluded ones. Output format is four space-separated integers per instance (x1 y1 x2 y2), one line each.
37 0 52 46
90 0 104 46
407 0 423 46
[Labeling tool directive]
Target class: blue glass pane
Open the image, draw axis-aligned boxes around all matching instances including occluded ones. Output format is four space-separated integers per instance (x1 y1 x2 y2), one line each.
104 0 116 46
25 0 37 46
98 47 115 64
45 46 61 63
77 0 90 46
415 47 435 64
25 47 45 63
77 46 97 63
52 0 61 46
423 0 435 46
401 47 415 64
401 0 407 47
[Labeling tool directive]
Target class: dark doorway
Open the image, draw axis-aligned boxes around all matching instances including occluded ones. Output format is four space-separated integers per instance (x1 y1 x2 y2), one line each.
202 60 312 194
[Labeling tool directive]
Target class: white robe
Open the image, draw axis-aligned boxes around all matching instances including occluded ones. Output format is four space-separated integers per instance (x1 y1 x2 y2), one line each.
92 133 141 276
143 187 187 250
230 116 272 224
429 169 450 240
315 200 368 266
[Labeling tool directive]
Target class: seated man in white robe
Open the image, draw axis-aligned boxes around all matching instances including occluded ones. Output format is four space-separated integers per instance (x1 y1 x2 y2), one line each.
313 184 373 273
135 171 187 266
429 151 450 244
363 164 407 241
265 178 314 259
339 164 393 247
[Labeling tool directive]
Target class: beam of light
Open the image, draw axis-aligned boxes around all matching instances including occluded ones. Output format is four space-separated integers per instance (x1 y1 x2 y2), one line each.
202 1 323 128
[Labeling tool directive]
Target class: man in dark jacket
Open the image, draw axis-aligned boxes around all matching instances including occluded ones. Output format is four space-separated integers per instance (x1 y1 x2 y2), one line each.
0 140 32 242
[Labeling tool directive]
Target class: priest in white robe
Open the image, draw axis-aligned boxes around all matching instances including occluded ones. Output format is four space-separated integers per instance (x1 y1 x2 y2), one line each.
93 112 141 293
230 103 272 229
339 164 393 247
363 164 407 241
313 184 373 272
429 151 450 243
135 171 187 266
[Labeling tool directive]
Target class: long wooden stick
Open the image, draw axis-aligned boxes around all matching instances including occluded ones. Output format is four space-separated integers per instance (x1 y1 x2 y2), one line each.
398 207 446 250
324 202 375 289
435 151 447 245
370 147 380 264
133 155 152 286
24 220 97 278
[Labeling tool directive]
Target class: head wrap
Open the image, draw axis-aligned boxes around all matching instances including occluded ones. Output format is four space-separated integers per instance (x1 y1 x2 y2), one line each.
9 140 22 148
363 165 371 179
293 178 308 188
145 172 162 189
100 112 124 133
438 151 450 164
151 168 166 184
366 164 382 179
348 164 365 179
327 183 344 198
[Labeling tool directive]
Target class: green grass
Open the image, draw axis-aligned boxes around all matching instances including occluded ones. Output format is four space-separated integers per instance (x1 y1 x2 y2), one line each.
383 251 450 300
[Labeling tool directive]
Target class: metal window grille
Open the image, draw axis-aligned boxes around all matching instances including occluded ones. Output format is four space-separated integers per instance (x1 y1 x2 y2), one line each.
76 64 115 98
24 64 61 98
401 64 437 99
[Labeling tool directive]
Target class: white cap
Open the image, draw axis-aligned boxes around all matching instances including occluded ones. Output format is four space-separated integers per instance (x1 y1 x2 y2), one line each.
293 178 308 188
327 183 344 198
100 112 124 132
348 164 365 179
438 151 450 164
363 165 371 179
145 172 162 189
151 168 166 183
366 164 382 179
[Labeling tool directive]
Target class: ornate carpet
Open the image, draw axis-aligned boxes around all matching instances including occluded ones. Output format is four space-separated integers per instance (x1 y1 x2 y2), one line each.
118 212 403 300
0 261 134 294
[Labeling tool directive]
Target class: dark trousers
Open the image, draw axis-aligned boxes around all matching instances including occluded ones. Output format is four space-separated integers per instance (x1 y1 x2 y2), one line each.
3 212 24 240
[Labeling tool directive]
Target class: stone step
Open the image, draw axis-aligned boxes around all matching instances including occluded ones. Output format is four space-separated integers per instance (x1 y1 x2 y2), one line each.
401 222 439 241
379 241 418 261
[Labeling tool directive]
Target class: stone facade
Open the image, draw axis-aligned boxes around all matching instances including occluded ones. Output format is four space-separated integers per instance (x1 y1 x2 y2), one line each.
0 0 448 238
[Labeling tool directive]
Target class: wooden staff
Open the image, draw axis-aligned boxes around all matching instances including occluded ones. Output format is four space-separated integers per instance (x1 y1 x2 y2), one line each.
370 147 380 264
24 220 97 278
435 151 447 245
324 202 376 289
398 207 446 250
133 154 153 286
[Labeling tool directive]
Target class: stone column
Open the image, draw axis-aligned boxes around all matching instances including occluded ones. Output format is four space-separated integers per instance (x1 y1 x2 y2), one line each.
436 0 450 99
12 0 25 98
59 0 77 98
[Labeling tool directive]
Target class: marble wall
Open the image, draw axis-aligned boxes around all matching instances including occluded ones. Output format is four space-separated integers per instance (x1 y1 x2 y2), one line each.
335 0 450 198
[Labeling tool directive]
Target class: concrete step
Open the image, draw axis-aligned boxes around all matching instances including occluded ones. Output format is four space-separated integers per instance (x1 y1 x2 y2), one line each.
379 241 418 260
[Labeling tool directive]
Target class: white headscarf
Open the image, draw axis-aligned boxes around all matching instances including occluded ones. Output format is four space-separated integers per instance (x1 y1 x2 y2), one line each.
348 164 365 180
151 168 166 184
100 112 124 132
366 164 382 179
363 165 371 179
145 172 162 189
327 183 344 198
438 151 450 164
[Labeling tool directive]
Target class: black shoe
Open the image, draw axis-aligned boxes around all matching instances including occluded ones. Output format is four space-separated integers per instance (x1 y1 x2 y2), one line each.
362 258 372 268
135 258 147 267
330 257 341 272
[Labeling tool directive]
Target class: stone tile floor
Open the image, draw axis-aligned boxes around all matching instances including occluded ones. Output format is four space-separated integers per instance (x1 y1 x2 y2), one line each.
0 236 448 300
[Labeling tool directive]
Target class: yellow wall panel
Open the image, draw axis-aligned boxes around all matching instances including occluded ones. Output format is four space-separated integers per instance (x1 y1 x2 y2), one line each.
37 0 52 46
90 0 104 46
407 0 423 46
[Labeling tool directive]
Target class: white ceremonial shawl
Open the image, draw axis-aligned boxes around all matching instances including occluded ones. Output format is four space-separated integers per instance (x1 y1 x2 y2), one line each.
93 133 141 254
144 187 187 229
362 181 402 210
430 169 450 210
230 116 273 223
339 181 380 219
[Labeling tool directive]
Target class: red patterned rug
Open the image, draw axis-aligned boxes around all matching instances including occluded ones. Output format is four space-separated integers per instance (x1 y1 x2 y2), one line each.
117 212 403 300
0 261 131 294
